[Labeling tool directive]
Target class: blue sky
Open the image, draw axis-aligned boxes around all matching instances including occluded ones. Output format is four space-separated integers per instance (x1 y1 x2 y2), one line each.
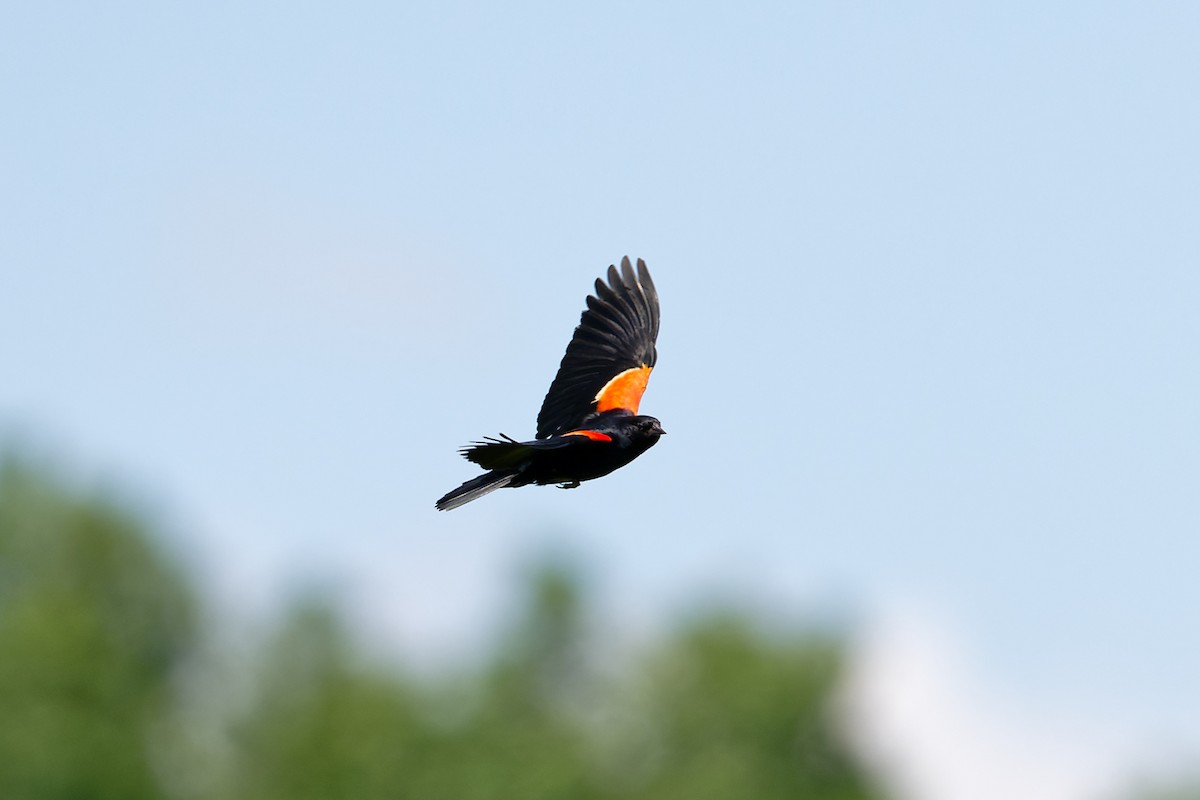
4 3 1199 794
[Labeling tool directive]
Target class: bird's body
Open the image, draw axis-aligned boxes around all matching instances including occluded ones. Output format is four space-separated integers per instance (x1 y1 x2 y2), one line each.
436 258 663 511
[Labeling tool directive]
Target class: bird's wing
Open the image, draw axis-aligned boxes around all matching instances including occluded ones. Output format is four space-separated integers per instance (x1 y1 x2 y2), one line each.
536 257 659 439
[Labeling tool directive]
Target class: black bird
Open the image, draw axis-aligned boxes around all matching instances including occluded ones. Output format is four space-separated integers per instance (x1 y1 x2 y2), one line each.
436 257 664 511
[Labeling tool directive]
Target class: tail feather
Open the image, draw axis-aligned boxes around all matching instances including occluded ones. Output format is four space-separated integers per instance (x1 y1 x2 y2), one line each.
435 471 517 511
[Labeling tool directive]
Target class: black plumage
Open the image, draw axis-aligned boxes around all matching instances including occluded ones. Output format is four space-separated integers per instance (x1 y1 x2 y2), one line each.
436 258 664 511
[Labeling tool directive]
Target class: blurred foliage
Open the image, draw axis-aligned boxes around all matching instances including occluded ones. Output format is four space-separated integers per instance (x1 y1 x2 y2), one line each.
1124 779 1200 800
0 457 886 799
0 459 196 800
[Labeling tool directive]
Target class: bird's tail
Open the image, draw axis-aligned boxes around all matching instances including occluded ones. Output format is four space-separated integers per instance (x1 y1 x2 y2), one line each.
435 470 517 511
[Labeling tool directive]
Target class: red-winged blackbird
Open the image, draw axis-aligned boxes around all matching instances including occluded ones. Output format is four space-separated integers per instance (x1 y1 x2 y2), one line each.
436 257 664 511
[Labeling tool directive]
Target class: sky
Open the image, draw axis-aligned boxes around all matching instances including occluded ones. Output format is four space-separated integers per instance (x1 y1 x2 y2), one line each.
3 3 1199 797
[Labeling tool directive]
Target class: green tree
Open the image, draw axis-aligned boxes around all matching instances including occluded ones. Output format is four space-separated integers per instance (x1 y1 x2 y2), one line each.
224 600 427 800
226 567 606 800
0 454 889 800
225 562 888 800
431 564 604 800
615 614 882 800
0 459 197 800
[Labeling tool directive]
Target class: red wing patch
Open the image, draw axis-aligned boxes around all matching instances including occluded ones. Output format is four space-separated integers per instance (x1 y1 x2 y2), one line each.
562 430 613 442
594 365 652 415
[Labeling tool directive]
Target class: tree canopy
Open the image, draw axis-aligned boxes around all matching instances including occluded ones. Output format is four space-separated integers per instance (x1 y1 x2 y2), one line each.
0 458 887 799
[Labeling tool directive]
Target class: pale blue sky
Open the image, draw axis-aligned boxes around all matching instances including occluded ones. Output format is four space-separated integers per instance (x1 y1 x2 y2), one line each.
3 1 1199 778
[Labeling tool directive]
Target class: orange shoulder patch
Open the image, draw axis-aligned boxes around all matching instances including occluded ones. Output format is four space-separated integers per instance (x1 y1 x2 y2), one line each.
562 430 613 442
593 365 653 414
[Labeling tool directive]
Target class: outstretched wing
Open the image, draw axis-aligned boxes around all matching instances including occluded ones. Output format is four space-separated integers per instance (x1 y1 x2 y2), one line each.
536 257 660 439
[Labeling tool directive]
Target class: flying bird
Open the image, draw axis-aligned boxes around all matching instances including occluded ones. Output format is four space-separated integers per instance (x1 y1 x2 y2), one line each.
436 257 664 511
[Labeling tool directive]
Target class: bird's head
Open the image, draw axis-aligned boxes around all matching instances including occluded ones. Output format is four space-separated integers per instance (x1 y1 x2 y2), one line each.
635 415 666 438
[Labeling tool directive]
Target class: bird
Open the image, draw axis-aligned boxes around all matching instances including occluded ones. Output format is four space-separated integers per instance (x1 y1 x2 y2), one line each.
436 257 664 511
